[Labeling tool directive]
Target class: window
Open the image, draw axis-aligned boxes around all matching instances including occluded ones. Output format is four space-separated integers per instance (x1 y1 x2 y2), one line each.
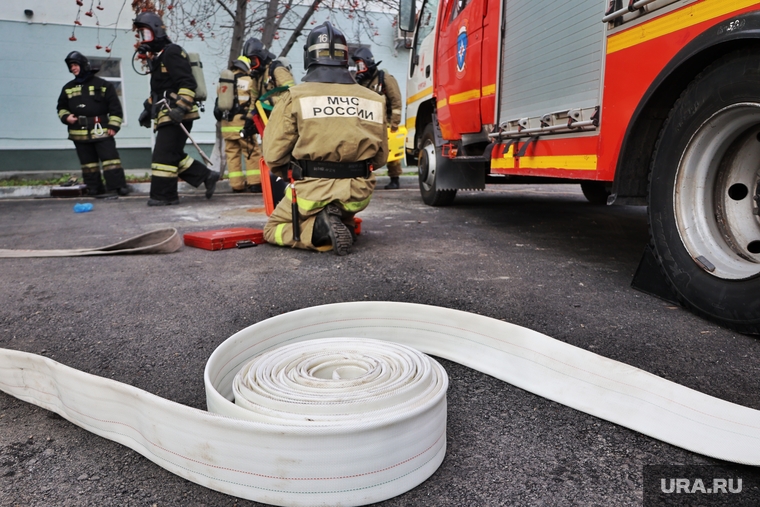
450 0 469 21
89 57 126 125
411 0 439 78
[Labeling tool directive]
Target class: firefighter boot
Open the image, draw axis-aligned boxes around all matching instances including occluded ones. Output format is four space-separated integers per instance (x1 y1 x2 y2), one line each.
313 204 353 256
148 176 180 206
204 171 220 199
103 166 128 195
82 170 106 197
384 177 400 190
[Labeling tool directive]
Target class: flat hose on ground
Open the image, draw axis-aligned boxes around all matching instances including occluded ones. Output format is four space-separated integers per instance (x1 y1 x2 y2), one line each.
0 228 181 257
1 302 759 506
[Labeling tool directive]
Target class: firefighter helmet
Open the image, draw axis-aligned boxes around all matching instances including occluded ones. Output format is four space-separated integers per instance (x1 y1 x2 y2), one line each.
303 21 349 70
232 55 250 73
133 11 169 50
351 47 380 84
65 51 91 74
242 38 271 73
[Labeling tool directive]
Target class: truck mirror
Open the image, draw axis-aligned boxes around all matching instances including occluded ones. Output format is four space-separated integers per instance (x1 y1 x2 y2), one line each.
399 0 416 32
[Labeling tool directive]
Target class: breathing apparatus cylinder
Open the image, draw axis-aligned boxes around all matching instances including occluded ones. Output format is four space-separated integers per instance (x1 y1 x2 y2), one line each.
187 53 207 103
216 69 235 112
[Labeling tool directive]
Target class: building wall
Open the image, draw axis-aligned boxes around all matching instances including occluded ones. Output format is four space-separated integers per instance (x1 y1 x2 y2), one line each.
0 1 410 173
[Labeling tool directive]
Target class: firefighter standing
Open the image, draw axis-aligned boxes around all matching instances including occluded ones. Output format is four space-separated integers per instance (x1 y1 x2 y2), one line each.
134 12 219 206
236 38 296 192
351 48 404 189
262 22 388 256
57 51 130 197
215 55 258 193
215 39 294 193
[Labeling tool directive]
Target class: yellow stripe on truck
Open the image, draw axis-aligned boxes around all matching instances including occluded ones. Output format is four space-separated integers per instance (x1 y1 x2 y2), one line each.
492 154 598 171
607 0 757 54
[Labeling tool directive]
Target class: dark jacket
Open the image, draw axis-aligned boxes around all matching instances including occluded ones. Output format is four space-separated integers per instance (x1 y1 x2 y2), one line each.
147 44 200 127
57 72 123 142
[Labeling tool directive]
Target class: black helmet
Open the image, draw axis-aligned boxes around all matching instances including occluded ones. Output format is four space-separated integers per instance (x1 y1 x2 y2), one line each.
65 51 91 73
242 38 271 73
303 21 349 70
133 11 169 51
351 47 379 84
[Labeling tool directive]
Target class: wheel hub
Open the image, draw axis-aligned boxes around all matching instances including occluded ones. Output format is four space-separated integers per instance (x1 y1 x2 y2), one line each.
675 103 760 280
419 142 437 191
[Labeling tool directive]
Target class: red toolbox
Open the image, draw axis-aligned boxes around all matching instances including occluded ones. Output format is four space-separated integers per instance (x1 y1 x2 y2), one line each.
183 228 266 251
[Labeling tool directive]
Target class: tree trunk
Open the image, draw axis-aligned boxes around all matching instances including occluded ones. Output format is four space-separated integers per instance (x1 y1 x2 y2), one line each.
260 0 282 48
227 0 248 67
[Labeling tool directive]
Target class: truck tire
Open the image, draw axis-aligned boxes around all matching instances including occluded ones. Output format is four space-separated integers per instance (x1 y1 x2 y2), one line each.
648 49 760 334
418 124 457 206
580 181 610 205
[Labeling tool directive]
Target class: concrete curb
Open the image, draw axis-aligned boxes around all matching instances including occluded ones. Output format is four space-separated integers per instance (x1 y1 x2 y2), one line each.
0 175 419 199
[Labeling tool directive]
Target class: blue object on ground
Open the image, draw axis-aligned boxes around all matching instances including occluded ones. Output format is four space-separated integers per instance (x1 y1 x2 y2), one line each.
73 203 94 213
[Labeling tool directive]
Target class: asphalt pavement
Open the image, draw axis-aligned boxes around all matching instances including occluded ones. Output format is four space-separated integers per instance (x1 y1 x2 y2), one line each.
1 179 759 506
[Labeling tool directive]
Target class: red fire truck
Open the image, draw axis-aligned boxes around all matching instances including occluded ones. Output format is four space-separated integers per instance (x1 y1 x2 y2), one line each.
397 0 760 333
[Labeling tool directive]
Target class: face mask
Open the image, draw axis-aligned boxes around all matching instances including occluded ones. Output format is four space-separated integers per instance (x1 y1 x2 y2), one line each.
139 27 154 43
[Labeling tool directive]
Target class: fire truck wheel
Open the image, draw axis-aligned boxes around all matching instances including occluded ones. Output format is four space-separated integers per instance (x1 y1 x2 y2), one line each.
648 49 760 334
418 124 457 206
580 181 610 205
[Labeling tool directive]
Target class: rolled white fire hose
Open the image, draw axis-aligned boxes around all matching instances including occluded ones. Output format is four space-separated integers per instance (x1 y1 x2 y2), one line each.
1 302 759 506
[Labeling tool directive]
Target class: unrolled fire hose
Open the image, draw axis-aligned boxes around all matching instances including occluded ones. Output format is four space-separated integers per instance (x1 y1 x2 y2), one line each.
1 302 759 506
0 228 181 258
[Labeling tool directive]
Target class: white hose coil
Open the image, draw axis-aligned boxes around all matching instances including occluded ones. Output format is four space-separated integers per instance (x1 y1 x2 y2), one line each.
1 301 759 507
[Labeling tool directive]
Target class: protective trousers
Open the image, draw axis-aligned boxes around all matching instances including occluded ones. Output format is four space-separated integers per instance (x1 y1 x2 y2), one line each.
224 136 261 190
264 175 375 250
386 160 402 178
73 137 127 194
150 121 211 201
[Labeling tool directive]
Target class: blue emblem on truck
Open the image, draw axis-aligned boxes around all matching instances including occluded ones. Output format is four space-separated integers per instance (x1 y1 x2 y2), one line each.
457 26 467 72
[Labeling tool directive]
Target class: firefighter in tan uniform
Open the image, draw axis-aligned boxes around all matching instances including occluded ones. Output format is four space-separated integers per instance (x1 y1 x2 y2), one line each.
232 38 296 193
262 22 387 256
215 55 258 192
352 48 404 189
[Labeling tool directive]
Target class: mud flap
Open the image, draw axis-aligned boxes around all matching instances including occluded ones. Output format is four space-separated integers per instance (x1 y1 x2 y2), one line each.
436 160 486 191
630 244 680 305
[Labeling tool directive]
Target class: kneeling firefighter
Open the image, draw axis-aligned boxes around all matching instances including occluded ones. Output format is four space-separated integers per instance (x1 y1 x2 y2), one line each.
57 51 130 197
134 11 219 206
262 21 388 256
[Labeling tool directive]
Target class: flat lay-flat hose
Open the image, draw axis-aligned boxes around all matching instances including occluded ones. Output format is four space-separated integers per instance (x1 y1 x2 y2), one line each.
1 302 759 506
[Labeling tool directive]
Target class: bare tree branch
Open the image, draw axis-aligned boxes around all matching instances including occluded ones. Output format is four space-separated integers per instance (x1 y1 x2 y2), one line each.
280 0 321 57
215 0 235 18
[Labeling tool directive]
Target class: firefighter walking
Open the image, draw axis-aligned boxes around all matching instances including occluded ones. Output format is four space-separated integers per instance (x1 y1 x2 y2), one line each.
262 22 387 256
352 48 404 189
133 12 219 206
57 51 130 197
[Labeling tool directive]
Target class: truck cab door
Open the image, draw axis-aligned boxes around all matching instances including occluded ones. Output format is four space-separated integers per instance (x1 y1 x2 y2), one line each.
436 0 485 139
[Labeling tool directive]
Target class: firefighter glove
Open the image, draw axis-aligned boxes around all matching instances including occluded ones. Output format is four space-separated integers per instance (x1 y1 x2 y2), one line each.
138 109 151 128
240 117 258 138
167 105 187 124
